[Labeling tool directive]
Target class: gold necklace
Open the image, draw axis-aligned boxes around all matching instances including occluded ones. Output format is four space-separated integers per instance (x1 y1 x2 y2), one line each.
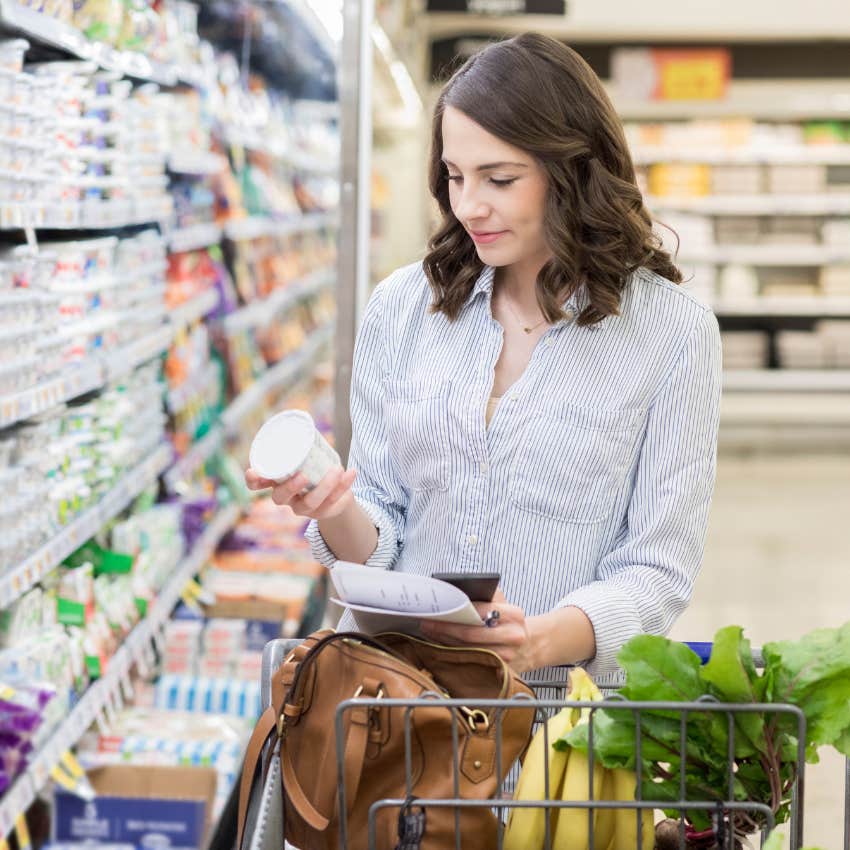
502 296 547 334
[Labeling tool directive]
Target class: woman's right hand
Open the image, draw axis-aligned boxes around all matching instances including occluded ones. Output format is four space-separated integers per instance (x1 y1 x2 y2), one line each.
244 467 358 520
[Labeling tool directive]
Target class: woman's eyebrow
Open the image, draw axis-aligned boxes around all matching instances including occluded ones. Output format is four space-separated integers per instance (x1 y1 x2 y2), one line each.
442 158 529 171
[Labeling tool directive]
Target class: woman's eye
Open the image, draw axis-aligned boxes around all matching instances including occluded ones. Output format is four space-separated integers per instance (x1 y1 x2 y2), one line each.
447 175 462 183
490 178 518 188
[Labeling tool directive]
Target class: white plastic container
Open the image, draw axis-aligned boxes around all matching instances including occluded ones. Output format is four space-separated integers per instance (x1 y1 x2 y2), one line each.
249 409 340 488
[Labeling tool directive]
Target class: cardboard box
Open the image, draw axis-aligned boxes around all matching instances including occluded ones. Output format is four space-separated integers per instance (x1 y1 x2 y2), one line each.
54 765 218 850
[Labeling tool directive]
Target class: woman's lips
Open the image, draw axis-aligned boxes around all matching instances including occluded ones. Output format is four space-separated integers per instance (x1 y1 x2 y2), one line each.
470 230 508 244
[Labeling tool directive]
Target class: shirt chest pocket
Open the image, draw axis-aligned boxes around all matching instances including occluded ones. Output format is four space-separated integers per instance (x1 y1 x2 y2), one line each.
383 378 451 492
509 404 643 524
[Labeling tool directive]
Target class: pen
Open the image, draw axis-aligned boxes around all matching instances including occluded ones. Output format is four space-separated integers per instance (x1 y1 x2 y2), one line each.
484 609 500 628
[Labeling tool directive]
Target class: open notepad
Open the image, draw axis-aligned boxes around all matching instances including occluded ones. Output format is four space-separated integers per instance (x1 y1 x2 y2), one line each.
328 561 484 635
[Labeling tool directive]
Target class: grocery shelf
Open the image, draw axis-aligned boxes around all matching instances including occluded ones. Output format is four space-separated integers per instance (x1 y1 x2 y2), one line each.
223 210 339 243
0 503 240 839
167 151 228 176
221 321 334 432
107 325 174 381
169 288 220 330
222 267 335 332
0 291 219 431
723 369 850 393
0 361 104 430
0 0 205 88
612 80 850 120
34 197 174 231
633 146 850 166
166 360 220 416
162 424 224 492
712 297 850 318
0 324 173 430
168 222 224 255
678 244 850 266
647 194 850 216
164 321 334 491
0 443 172 610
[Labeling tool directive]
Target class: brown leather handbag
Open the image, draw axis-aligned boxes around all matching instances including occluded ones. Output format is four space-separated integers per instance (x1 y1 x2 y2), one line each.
237 630 535 850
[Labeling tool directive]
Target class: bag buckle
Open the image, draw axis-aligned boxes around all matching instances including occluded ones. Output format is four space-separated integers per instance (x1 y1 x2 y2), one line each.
353 684 385 700
461 707 490 733
277 715 287 739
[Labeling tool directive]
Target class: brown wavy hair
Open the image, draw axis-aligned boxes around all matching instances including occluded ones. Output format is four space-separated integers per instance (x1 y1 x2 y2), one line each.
424 33 681 327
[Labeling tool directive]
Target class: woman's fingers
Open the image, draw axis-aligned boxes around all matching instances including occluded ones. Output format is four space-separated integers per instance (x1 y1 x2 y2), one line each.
324 468 357 506
245 468 276 491
292 468 344 512
270 473 309 506
245 466 358 520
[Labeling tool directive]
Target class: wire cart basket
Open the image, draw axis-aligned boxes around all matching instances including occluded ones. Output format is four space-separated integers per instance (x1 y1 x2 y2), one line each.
246 638 850 850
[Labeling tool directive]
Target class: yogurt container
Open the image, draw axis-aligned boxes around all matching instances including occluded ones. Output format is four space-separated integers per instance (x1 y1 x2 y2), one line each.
249 410 340 488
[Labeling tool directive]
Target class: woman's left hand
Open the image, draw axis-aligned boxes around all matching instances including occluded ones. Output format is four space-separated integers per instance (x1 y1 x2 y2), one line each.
419 589 539 673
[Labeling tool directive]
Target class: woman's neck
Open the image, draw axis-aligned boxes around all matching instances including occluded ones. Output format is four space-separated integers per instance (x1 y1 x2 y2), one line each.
494 260 548 313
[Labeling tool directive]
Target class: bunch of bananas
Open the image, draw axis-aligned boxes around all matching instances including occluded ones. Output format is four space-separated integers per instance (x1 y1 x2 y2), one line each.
503 668 655 850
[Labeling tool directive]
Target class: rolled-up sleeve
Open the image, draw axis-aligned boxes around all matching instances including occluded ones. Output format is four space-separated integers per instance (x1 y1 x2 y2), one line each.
557 308 723 677
305 280 408 569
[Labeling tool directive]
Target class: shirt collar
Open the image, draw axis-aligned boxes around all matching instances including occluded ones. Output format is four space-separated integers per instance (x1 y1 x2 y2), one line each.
471 265 583 321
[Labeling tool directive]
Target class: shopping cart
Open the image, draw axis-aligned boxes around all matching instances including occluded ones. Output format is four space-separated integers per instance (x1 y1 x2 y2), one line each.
242 637 850 850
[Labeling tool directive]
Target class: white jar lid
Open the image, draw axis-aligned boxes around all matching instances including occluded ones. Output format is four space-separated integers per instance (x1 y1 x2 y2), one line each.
249 409 317 481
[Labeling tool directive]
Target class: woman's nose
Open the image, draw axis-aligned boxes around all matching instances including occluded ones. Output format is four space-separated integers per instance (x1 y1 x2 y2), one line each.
454 188 489 223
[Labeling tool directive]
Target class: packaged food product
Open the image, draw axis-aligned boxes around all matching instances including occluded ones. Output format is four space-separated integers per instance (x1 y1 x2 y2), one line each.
249 409 340 487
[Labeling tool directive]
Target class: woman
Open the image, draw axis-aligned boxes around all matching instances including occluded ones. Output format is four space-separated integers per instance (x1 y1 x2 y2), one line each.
246 33 722 687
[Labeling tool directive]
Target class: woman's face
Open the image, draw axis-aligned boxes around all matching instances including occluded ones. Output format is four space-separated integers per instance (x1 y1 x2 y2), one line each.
441 105 551 277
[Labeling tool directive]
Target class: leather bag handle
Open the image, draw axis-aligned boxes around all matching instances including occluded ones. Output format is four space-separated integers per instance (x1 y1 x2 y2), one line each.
236 704 278 850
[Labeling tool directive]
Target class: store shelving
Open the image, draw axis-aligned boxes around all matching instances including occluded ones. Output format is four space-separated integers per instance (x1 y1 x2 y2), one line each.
712 297 850 318
223 210 339 243
647 194 850 216
0 443 172 609
163 424 224 493
677 245 850 266
222 267 335 332
163 321 334 491
167 152 228 177
0 502 241 838
0 290 219 431
0 0 205 87
8 197 176 232
221 321 334 432
723 369 850 393
169 289 221 331
633 146 850 166
168 223 224 255
166 361 220 416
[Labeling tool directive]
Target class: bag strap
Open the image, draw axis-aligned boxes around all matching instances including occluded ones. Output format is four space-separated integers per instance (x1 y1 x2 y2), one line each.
239 631 405 843
236 704 278 850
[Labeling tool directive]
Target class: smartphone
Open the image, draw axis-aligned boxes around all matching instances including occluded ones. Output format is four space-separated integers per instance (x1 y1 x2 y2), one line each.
431 572 500 602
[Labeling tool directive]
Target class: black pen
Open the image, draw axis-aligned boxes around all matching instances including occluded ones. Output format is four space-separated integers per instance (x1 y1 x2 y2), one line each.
484 609 500 628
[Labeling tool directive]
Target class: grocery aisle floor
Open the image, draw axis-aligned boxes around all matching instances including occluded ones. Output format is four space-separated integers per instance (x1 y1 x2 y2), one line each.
668 451 850 849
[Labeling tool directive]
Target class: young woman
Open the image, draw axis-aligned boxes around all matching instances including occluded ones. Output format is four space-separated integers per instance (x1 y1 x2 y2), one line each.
246 33 722 687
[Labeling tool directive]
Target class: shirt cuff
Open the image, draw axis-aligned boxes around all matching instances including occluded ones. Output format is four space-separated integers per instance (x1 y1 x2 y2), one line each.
304 498 400 570
556 583 643 679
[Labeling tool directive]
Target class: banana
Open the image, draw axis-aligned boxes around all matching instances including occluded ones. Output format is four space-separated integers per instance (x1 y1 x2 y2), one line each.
550 670 605 850
593 768 616 850
503 705 576 850
610 767 655 850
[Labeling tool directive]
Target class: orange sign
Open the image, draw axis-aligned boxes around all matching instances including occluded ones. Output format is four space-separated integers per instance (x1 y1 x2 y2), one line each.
653 49 731 101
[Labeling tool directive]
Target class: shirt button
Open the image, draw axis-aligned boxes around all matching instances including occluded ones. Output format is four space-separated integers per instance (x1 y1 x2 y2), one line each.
478 462 489 476
543 338 552 347
564 308 576 322
467 534 478 546
509 392 519 402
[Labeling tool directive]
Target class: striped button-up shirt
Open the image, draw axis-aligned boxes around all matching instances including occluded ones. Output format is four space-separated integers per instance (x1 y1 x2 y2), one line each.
307 261 722 685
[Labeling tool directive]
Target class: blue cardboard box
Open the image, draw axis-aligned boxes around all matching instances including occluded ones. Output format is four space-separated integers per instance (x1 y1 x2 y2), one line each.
54 765 218 850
